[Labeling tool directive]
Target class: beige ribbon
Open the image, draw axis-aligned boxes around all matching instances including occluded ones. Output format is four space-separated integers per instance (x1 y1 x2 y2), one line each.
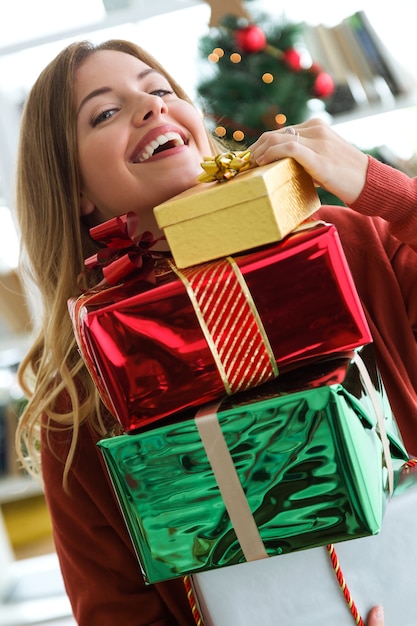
195 402 268 562
194 352 394 566
352 351 394 496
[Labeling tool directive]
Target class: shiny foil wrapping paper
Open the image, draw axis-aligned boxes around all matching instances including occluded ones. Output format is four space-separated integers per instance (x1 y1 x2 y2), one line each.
153 158 320 268
98 348 408 583
70 223 372 433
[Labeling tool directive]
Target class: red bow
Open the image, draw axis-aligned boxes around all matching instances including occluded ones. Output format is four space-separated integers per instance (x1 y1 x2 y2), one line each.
84 212 165 287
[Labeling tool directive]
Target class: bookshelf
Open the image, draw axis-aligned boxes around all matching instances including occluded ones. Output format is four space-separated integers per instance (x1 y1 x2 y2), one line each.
301 10 417 120
293 3 417 170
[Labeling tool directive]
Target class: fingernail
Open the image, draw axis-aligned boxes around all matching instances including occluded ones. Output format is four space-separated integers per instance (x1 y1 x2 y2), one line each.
374 606 384 620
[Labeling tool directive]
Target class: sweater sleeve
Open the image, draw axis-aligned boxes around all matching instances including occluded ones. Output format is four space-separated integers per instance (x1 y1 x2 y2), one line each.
351 155 417 248
41 421 196 626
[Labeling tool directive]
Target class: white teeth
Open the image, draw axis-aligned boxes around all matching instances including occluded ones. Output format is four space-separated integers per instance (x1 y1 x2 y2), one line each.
135 131 185 162
165 131 182 141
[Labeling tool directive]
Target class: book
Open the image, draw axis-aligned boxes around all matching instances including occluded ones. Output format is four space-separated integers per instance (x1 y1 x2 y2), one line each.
346 10 409 98
301 22 330 73
317 22 371 106
301 22 359 114
332 20 383 105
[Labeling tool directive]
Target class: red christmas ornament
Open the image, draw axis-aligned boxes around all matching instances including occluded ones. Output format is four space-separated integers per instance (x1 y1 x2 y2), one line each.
309 61 323 74
283 48 302 71
235 24 267 53
313 71 335 98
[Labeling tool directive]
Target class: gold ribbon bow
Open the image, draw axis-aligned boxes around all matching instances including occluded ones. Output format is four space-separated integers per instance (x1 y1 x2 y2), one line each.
197 149 251 183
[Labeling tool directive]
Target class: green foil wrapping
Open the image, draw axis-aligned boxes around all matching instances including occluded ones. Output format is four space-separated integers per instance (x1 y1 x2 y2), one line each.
98 348 408 583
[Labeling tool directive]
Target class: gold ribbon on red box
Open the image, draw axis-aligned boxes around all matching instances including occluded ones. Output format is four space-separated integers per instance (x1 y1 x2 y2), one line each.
171 257 279 395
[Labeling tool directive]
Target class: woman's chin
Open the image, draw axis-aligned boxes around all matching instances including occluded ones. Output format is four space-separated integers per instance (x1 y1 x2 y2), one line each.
158 172 202 203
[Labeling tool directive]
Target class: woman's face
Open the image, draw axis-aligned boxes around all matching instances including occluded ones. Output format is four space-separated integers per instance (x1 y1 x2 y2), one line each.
75 49 212 233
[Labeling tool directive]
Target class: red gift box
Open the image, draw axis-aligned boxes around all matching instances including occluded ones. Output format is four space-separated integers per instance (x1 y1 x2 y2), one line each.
69 221 372 432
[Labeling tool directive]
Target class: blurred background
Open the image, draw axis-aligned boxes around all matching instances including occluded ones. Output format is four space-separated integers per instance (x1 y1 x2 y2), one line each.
0 1 416 624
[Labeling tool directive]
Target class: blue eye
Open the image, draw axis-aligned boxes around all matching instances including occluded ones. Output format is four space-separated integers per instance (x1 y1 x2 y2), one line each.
151 89 174 97
92 108 118 127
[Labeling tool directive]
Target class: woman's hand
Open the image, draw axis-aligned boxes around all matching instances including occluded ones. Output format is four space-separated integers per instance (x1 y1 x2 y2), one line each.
249 118 369 206
367 606 385 625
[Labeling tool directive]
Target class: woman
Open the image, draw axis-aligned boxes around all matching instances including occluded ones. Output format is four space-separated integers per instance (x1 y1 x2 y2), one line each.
15 38 414 625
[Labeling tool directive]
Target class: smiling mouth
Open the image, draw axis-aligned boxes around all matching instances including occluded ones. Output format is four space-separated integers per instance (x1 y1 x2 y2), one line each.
132 131 186 163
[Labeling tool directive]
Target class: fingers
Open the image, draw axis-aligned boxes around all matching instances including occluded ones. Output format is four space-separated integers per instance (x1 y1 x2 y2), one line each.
367 606 385 626
249 119 327 164
250 118 331 158
248 119 368 206
283 126 300 142
250 127 304 166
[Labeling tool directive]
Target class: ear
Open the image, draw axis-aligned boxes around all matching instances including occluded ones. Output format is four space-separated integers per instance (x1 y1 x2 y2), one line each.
79 192 96 216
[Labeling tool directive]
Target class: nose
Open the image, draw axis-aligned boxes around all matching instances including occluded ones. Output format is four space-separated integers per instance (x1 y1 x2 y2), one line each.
132 93 168 126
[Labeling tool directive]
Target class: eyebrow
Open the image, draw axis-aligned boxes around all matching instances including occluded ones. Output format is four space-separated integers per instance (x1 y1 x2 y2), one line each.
77 68 158 114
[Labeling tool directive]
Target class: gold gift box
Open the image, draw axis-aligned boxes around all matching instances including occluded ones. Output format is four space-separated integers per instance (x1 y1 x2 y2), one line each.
154 157 320 268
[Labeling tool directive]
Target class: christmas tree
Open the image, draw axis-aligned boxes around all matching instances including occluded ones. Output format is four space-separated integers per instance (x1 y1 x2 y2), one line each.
197 1 400 207
197 1 334 147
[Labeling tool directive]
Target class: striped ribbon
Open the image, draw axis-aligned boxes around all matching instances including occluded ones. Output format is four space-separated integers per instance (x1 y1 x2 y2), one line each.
172 257 278 395
184 575 204 626
326 543 365 626
327 458 417 625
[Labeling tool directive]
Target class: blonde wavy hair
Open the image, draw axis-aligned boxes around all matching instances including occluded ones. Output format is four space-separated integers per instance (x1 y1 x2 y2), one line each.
15 39 222 488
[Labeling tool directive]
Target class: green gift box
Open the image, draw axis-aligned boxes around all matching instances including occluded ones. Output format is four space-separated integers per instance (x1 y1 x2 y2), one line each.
98 347 408 583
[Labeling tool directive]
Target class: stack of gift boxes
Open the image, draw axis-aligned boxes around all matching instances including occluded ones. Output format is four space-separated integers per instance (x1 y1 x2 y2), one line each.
68 156 408 589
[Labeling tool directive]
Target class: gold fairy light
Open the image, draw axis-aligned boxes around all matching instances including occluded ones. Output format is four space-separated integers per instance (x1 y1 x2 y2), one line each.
233 130 245 142
230 53 241 63
275 113 287 125
208 53 220 63
214 47 224 57
215 126 227 137
262 73 274 83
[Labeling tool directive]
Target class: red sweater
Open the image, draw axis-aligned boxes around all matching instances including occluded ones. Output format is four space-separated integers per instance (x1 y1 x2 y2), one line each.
42 156 417 625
